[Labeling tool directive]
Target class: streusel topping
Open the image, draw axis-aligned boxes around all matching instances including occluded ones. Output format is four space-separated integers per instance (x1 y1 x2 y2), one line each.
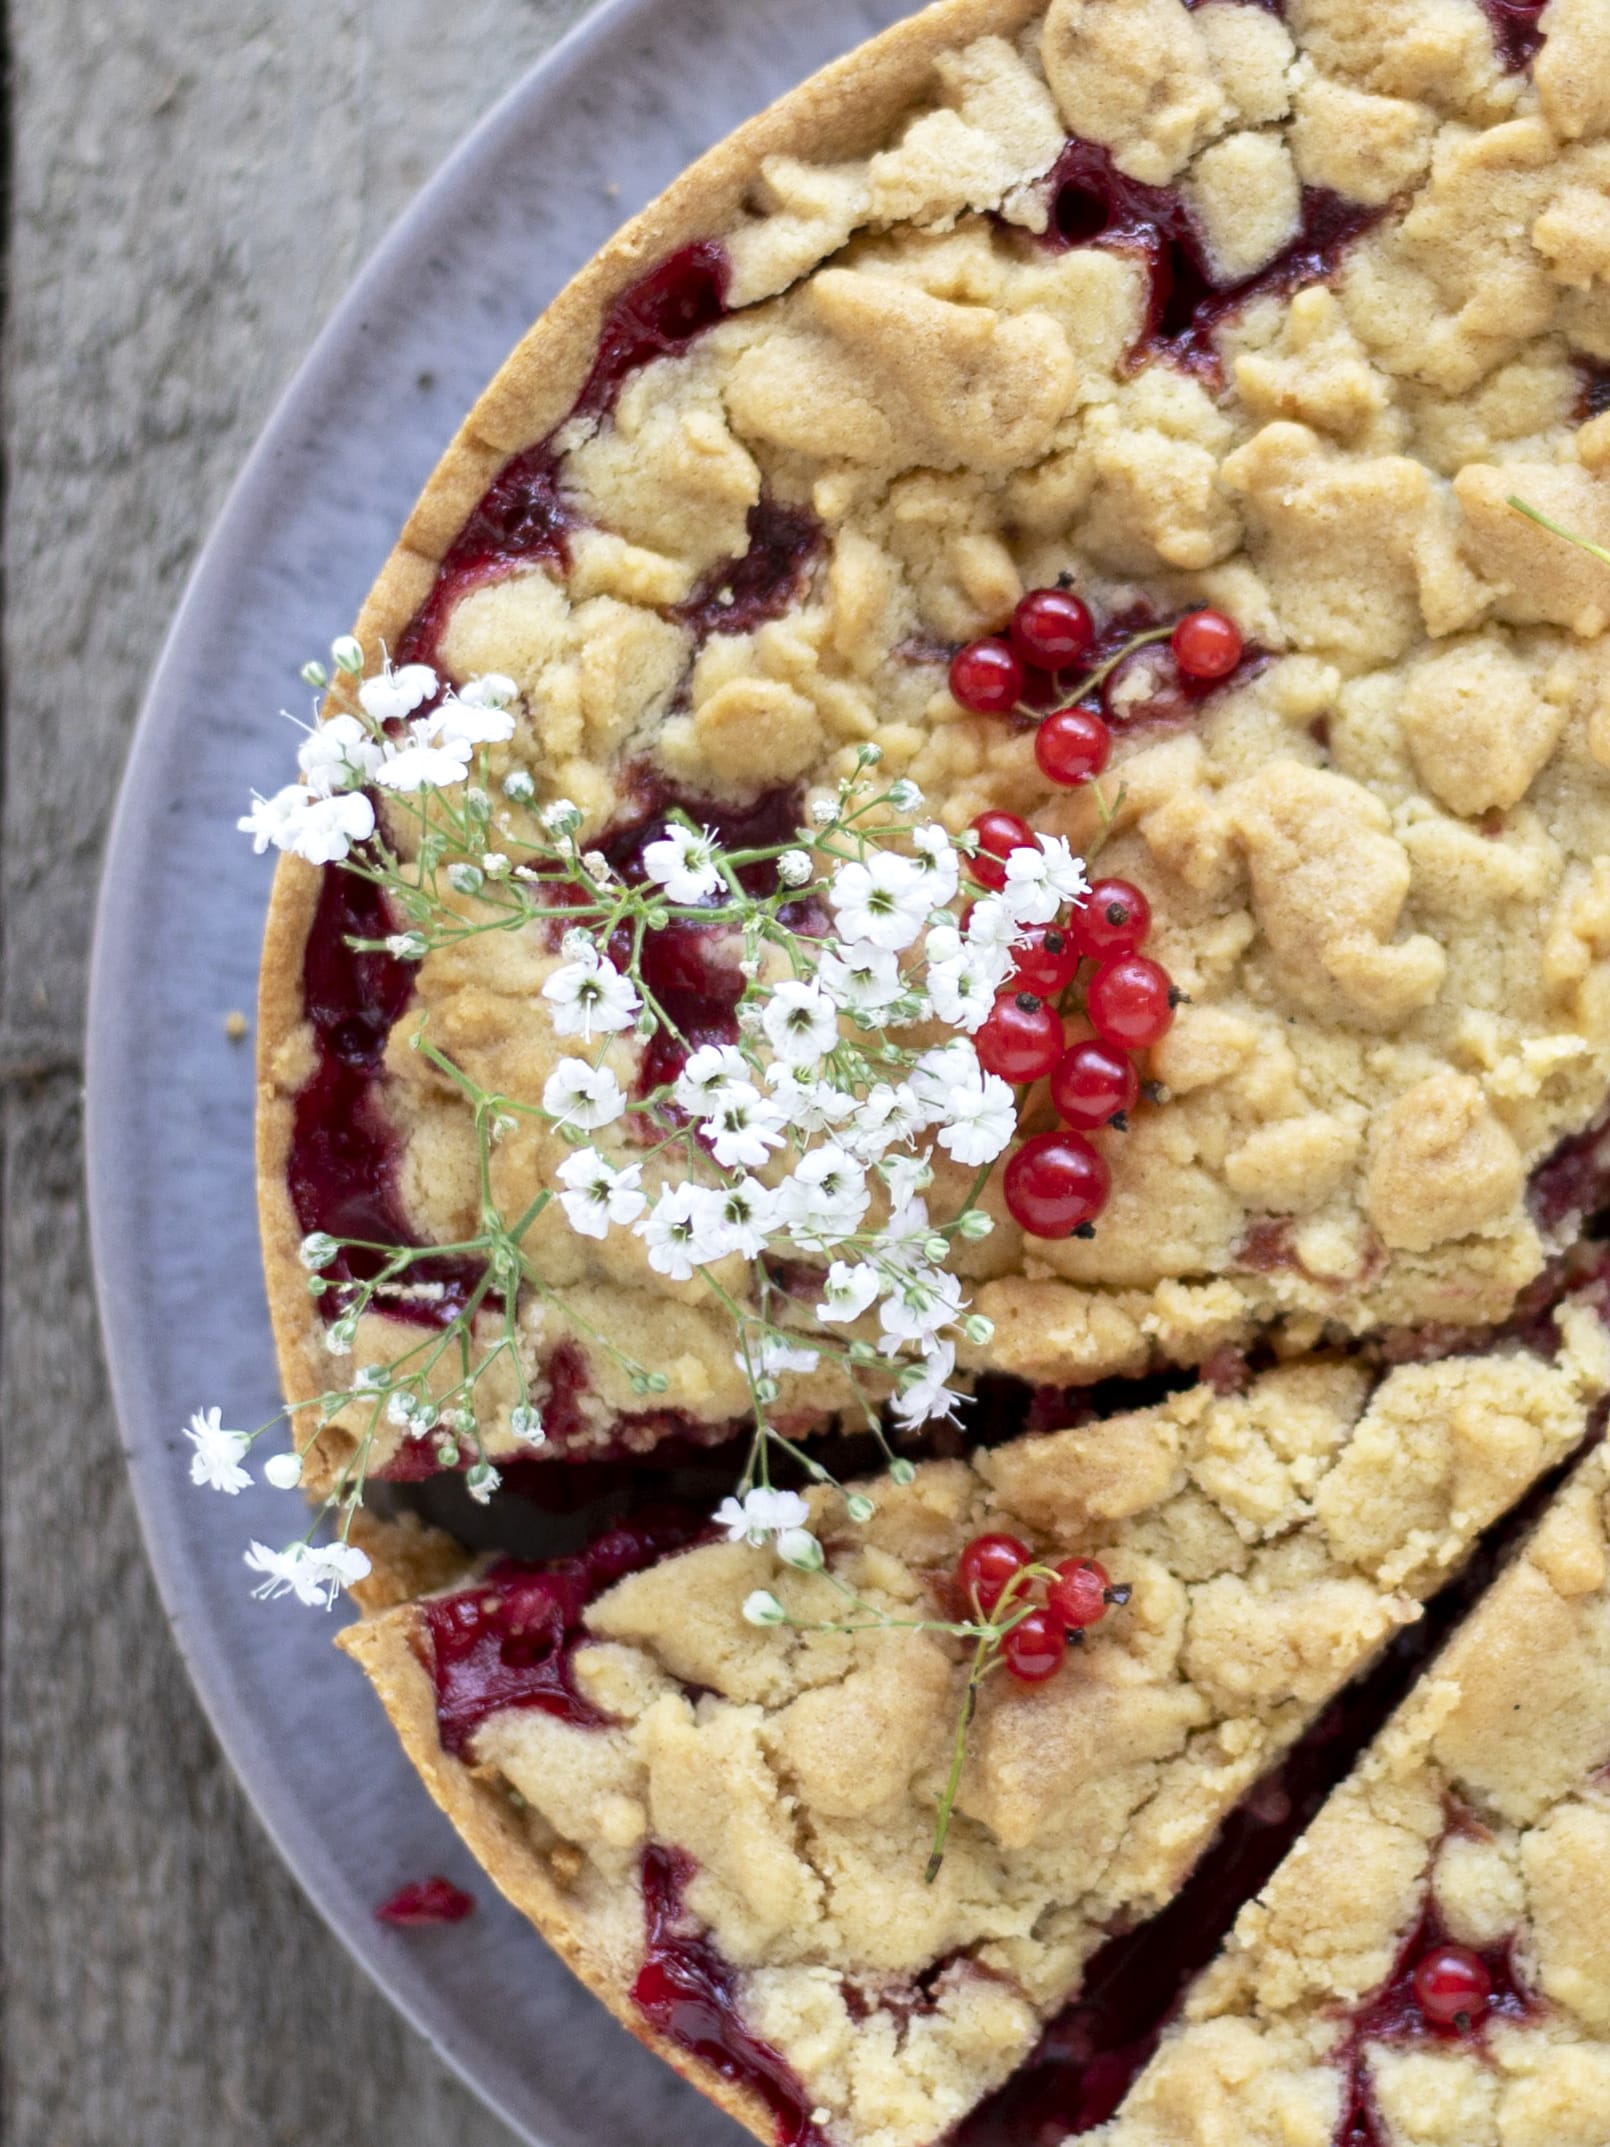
265 0 1610 1478
1093 1432 1610 2147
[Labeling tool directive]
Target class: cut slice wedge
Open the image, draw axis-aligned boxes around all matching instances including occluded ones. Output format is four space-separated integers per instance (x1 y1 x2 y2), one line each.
1090 1435 1610 2147
340 1306 1610 2147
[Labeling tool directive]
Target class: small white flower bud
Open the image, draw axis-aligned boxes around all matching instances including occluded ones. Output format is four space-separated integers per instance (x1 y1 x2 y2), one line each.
464 787 491 821
331 635 364 676
957 1210 994 1241
434 1435 460 1469
325 1316 358 1356
447 862 484 896
503 768 537 804
298 1231 339 1272
924 1234 950 1264
776 849 814 888
961 1314 995 1346
845 1493 876 1524
481 852 510 879
755 1375 781 1406
542 799 583 835
386 932 429 962
300 659 330 690
889 779 923 811
778 1529 825 1572
510 1404 545 1446
856 743 884 768
889 1458 917 1487
466 1461 501 1505
354 1364 389 1391
809 797 839 827
742 1589 788 1628
582 850 612 881
264 1452 304 1490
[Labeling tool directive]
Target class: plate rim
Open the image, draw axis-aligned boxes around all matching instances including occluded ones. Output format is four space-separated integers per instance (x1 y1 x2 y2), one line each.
82 0 704 2131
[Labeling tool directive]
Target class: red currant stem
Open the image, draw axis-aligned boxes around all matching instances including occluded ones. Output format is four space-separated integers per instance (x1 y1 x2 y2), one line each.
1014 625 1175 727
927 1624 993 1884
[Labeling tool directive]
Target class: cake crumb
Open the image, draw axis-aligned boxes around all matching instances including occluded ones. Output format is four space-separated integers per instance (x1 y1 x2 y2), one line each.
224 1010 249 1042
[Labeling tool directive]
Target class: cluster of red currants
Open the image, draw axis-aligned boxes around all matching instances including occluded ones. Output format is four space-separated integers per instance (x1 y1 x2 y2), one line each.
948 584 1244 788
954 1531 1126 1684
965 820 1180 1240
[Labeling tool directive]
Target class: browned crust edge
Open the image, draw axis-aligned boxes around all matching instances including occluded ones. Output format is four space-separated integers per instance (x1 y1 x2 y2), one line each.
337 1605 777 2147
253 0 1047 1491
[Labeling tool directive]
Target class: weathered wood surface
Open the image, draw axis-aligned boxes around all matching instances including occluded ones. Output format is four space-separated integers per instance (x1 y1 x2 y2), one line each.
0 6 597 2140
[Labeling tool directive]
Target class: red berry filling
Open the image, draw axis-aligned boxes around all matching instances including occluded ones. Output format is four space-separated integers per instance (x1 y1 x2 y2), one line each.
375 1876 476 1927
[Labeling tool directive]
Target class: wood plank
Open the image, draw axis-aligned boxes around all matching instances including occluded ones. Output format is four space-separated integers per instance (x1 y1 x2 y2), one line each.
1 5 593 2140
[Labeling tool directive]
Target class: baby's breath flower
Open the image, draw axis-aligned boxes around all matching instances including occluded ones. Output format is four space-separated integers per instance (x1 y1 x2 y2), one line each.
503 768 537 804
957 1209 995 1242
809 796 839 827
776 848 814 888
299 1231 339 1271
185 1408 252 1495
778 1529 825 1572
543 948 641 1042
542 1059 627 1133
717 1487 812 1547
743 1589 788 1628
643 822 722 904
889 1459 917 1487
331 635 364 675
845 1493 877 1524
386 931 429 962
263 1451 304 1491
481 852 510 879
447 862 484 897
888 779 923 811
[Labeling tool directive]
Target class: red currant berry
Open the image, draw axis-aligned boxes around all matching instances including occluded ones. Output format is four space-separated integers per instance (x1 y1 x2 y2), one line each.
977 993 1065 1084
1004 1131 1111 1238
1011 589 1095 672
1036 705 1112 787
956 1533 1032 1614
1087 955 1176 1050
968 809 1037 891
1046 1558 1112 1631
1171 609 1244 681
950 638 1025 716
1072 878 1152 961
1050 1041 1140 1130
1002 1606 1068 1683
1011 925 1081 997
1413 1946 1492 2032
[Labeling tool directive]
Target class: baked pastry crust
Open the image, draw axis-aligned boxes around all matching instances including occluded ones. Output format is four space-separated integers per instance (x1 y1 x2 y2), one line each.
340 1316 1610 2147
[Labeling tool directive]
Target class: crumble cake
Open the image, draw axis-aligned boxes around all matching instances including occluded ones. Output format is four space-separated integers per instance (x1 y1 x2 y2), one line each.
259 0 1610 1493
1088 1435 1610 2147
341 1309 1609 2147
239 0 1610 2138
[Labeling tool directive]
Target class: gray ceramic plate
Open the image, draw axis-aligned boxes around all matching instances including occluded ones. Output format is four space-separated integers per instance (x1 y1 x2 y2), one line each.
84 1 918 2139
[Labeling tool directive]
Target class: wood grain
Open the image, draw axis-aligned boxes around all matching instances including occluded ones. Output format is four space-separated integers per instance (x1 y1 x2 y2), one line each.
0 6 593 2140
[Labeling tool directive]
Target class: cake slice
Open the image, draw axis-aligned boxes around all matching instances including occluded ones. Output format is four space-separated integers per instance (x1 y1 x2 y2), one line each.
340 1310 1608 2147
1088 1432 1610 2147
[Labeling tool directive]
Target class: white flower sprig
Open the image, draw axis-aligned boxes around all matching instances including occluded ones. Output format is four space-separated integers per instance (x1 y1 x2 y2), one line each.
202 636 1116 1609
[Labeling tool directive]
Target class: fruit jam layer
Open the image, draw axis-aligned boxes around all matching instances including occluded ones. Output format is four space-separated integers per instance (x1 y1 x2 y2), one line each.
635 1844 828 2147
1043 136 1381 381
397 243 732 668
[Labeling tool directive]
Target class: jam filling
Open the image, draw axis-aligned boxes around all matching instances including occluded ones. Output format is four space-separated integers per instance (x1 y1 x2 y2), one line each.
1333 1901 1535 2147
289 859 482 1328
1045 136 1380 380
675 497 824 643
375 1876 477 1927
398 243 731 669
633 1845 827 2147
418 1506 703 1755
1480 0 1549 71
